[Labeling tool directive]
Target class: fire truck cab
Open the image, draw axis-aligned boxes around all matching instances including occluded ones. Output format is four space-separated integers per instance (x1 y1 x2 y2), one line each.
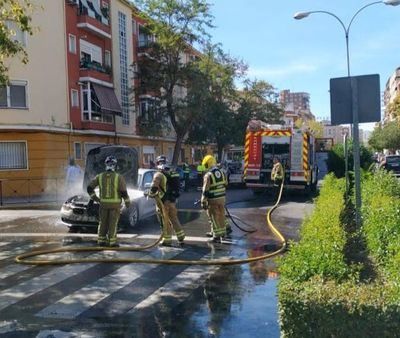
244 120 318 192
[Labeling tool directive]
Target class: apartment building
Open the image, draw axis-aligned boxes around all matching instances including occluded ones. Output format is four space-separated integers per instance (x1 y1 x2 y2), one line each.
280 89 315 122
0 0 201 201
383 66 400 122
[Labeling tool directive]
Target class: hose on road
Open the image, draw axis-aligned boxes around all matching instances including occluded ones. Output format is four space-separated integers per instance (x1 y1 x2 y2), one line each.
15 181 287 266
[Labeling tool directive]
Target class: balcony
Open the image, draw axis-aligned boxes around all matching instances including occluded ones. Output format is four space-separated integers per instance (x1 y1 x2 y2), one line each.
79 59 112 83
77 6 111 39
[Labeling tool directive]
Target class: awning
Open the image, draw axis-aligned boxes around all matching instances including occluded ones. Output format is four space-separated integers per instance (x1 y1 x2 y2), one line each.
92 83 122 116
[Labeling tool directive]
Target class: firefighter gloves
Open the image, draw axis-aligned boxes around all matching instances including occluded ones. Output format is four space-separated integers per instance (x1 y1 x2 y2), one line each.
201 199 209 210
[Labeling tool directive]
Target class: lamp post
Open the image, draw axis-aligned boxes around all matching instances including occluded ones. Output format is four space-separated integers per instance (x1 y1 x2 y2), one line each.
294 0 400 226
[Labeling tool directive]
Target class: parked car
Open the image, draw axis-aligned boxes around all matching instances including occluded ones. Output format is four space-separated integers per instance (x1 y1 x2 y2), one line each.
380 155 400 178
60 145 157 230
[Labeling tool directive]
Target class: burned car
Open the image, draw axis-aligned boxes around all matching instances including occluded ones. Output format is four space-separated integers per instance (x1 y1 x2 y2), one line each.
61 145 157 229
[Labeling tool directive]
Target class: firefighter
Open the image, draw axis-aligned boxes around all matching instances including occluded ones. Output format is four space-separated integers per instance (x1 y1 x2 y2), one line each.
149 155 185 246
205 162 232 238
196 162 205 190
271 157 284 187
87 156 130 247
201 155 228 243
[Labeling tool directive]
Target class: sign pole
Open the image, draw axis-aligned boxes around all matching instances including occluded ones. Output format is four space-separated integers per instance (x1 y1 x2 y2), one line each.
351 77 362 226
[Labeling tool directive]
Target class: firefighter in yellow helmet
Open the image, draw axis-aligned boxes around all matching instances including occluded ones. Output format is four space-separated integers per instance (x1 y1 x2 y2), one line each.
87 156 130 247
201 155 228 243
148 155 185 246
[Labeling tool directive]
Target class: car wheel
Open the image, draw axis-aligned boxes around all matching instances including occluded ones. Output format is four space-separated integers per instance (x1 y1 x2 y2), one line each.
124 203 139 228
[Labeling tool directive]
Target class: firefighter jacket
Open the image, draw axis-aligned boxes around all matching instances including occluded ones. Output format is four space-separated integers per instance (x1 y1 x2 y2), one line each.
271 162 284 181
150 170 180 202
149 171 167 201
202 167 228 201
87 171 129 208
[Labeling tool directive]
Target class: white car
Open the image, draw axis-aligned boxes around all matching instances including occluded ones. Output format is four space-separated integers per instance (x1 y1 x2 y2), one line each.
61 168 157 230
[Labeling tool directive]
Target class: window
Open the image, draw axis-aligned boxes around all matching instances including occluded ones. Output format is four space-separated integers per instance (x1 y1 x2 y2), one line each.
68 34 76 54
0 81 27 108
142 172 154 187
138 25 155 48
139 97 159 120
118 12 130 125
0 141 28 170
80 39 102 64
81 82 113 123
143 153 154 166
104 50 111 67
71 89 79 107
74 142 82 160
6 21 26 46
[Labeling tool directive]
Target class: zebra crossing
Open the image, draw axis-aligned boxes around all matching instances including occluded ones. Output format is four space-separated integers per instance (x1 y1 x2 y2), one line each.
0 237 228 323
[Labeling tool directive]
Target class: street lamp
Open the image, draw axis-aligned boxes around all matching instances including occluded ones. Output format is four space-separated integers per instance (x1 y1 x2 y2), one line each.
294 1 400 225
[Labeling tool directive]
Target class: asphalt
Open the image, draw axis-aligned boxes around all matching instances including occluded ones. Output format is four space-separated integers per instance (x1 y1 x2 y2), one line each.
0 187 314 337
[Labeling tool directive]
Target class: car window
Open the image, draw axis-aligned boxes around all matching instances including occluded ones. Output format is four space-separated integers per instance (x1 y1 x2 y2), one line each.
386 157 400 165
142 172 154 189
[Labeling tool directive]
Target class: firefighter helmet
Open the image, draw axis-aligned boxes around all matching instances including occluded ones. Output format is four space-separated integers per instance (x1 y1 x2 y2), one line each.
202 155 216 170
105 155 117 171
156 155 167 165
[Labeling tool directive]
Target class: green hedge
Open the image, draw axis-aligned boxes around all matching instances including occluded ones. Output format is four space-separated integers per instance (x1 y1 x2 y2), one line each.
362 170 400 284
278 172 400 337
279 277 400 338
278 174 350 283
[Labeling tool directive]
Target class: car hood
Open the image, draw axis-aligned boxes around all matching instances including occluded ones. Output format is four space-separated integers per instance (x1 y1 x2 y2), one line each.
127 188 145 199
64 188 145 206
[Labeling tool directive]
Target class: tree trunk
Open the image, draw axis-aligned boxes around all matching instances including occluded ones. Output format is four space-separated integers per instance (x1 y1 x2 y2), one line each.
172 131 185 165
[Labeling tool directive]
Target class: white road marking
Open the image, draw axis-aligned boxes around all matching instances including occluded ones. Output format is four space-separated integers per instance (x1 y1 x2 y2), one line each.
36 248 183 319
131 253 229 312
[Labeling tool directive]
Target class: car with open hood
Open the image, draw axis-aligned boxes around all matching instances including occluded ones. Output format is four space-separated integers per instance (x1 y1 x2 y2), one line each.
61 145 157 230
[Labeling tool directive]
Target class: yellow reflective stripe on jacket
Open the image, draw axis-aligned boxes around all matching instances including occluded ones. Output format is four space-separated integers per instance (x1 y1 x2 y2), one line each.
208 168 226 199
99 172 121 203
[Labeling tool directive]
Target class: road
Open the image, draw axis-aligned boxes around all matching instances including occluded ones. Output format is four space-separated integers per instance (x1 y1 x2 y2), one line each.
0 187 314 337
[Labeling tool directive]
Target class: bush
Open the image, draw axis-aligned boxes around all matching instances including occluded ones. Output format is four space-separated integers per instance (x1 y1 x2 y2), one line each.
279 277 400 338
326 141 373 178
278 171 400 337
279 174 350 283
362 170 400 274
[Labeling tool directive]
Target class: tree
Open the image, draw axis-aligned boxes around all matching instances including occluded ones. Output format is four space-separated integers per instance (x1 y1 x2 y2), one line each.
0 0 35 85
134 0 214 165
369 121 400 152
327 140 373 178
231 79 283 146
294 118 324 137
387 93 400 121
368 124 385 151
186 43 246 159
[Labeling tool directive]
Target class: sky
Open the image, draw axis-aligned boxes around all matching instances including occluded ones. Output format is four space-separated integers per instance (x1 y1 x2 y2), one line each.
209 0 400 130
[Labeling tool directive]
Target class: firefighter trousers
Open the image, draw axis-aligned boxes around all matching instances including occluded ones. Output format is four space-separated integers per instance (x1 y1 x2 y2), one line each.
155 198 185 243
98 206 120 245
208 198 226 238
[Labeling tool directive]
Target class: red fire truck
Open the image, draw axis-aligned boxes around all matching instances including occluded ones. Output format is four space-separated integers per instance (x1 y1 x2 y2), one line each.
243 120 318 192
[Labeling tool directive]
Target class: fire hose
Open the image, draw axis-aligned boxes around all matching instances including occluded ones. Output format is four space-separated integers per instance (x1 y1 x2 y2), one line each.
15 181 287 266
